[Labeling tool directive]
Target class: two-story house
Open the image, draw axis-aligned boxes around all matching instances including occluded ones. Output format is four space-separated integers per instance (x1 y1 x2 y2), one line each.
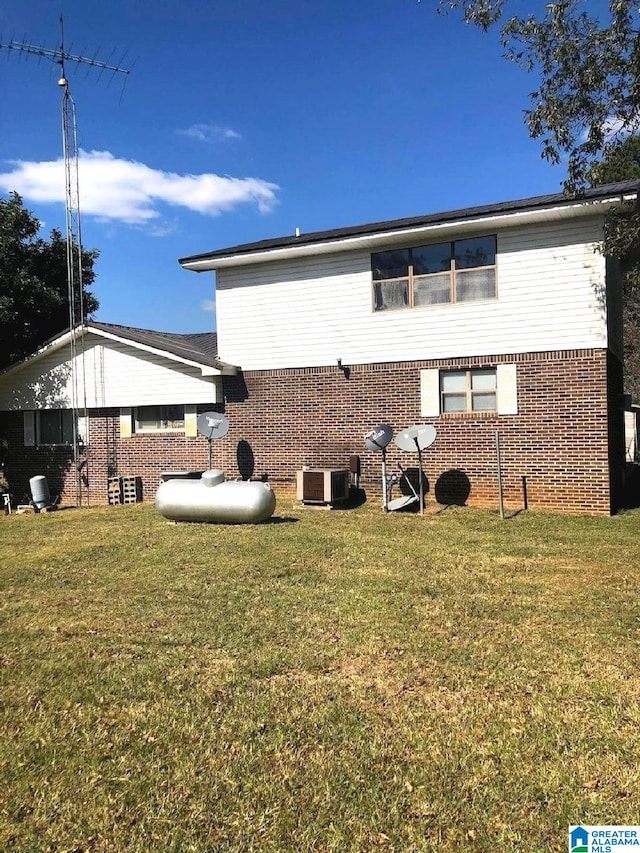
179 180 639 515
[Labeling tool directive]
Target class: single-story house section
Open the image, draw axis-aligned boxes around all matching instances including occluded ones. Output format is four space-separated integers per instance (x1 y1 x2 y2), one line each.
0 322 237 506
179 179 640 515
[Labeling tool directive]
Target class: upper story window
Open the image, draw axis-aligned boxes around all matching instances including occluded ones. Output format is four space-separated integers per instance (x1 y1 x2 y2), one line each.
134 405 185 433
372 235 497 312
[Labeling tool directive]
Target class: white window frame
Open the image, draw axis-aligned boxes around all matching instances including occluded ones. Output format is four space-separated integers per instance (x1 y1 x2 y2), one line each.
441 368 497 414
420 364 517 417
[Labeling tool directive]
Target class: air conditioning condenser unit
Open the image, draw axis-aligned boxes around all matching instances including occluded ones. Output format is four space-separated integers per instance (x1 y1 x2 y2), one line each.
296 468 349 505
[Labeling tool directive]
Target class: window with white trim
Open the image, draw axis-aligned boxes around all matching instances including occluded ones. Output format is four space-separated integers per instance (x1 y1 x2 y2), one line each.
134 405 185 433
441 369 497 413
372 235 497 311
420 364 518 417
37 410 74 445
23 410 86 448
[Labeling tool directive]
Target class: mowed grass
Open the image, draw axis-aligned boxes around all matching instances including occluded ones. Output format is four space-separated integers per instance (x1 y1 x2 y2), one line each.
0 500 639 853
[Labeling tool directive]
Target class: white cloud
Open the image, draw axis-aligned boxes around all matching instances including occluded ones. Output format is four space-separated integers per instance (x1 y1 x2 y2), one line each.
201 299 217 326
0 150 279 225
602 116 628 141
176 124 242 143
581 115 640 144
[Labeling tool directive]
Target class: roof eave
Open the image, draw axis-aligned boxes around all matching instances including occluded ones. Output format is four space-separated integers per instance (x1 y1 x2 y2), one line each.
86 325 231 374
0 326 238 380
180 191 637 273
0 328 77 378
201 362 238 376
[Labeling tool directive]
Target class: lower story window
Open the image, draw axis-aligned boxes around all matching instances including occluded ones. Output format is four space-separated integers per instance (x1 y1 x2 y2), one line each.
421 364 517 417
134 405 185 433
441 369 497 413
37 409 75 445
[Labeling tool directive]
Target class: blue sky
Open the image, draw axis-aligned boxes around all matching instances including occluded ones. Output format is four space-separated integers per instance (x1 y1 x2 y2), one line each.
1 0 567 333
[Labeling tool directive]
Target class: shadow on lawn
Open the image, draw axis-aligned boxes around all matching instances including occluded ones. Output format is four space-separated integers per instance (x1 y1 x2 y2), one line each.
266 516 299 524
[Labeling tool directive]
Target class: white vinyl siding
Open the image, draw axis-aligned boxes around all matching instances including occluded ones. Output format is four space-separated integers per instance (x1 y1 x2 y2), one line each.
0 336 220 410
215 218 608 371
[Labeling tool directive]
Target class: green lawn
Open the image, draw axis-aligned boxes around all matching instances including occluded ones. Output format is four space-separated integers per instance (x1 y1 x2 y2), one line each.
1 500 639 852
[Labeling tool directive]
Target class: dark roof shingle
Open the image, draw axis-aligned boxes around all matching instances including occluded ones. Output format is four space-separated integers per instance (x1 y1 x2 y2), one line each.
88 322 219 366
179 179 640 265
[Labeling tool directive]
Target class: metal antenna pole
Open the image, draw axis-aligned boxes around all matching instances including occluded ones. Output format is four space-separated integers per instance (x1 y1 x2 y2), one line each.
1 19 130 508
60 70 83 506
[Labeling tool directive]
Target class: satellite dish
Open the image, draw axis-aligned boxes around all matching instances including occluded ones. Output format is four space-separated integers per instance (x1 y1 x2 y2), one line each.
394 425 436 516
395 424 437 453
364 424 393 452
197 412 230 440
365 424 394 511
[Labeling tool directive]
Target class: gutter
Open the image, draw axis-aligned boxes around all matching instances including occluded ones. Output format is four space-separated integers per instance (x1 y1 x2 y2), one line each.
180 192 637 273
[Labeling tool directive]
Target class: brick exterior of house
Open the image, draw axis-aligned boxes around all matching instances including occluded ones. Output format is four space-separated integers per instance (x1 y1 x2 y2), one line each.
216 347 623 515
0 405 214 508
1 347 624 515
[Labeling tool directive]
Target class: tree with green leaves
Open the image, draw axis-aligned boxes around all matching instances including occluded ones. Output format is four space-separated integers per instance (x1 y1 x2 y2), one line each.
0 193 99 370
586 136 640 399
434 0 640 396
437 0 640 192
433 1 640 253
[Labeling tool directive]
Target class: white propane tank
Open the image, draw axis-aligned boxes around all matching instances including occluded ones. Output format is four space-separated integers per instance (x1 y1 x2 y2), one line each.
155 471 275 524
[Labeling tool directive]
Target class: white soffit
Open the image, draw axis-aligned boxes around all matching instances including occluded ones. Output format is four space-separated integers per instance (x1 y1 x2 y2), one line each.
182 194 636 272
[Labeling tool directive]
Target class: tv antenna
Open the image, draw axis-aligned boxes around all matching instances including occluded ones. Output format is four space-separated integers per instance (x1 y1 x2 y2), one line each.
1 18 130 507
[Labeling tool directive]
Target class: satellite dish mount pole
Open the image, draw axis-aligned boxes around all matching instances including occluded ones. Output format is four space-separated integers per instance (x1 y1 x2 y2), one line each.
381 445 389 512
414 437 424 516
196 412 230 470
364 425 393 513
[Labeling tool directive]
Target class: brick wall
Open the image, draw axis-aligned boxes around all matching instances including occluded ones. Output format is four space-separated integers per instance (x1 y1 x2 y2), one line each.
0 348 623 515
0 405 216 508
214 348 619 516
